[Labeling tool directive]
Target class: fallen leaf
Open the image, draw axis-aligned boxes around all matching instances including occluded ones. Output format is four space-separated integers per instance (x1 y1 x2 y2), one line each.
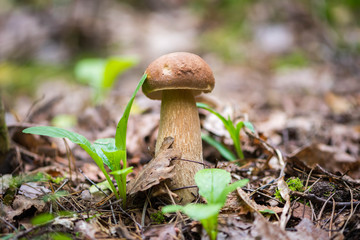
291 202 312 220
277 176 291 229
7 195 46 222
236 188 283 216
287 218 333 240
144 224 181 240
18 182 51 199
75 220 97 240
252 213 290 240
126 137 181 196
289 143 360 178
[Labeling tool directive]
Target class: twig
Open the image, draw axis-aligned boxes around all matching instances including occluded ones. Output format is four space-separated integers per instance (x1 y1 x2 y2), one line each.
243 188 283 204
341 182 356 233
316 192 336 228
290 191 360 208
171 185 197 192
329 197 335 238
141 198 148 227
78 169 117 224
0 216 17 231
55 179 69 193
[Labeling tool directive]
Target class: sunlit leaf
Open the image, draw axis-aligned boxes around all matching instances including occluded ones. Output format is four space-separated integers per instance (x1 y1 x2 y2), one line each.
31 213 54 226
195 169 231 205
103 56 138 89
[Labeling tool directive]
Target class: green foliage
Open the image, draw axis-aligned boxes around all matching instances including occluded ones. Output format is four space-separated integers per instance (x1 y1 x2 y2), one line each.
49 232 73 240
51 114 77 129
31 213 55 226
275 177 305 202
197 102 254 162
274 51 309 70
23 74 147 207
150 211 165 224
74 56 138 103
163 169 248 240
201 133 237 161
0 62 68 97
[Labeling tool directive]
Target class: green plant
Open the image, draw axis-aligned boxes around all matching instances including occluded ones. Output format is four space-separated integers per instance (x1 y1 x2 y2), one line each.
197 102 254 161
23 74 147 207
275 177 305 202
150 211 165 224
74 56 138 103
162 168 248 240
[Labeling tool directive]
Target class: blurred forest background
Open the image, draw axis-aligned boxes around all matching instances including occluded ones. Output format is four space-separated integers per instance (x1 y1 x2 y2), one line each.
1 0 359 158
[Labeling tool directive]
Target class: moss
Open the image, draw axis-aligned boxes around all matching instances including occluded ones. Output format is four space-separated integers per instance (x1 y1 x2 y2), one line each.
275 177 305 202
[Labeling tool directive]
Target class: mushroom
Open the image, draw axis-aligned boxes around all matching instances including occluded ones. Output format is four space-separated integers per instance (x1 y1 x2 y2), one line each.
143 52 215 204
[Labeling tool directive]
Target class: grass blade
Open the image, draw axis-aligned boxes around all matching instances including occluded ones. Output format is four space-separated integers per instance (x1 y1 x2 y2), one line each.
201 133 237 161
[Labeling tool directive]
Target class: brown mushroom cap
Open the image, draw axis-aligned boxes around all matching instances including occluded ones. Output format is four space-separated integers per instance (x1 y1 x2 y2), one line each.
142 52 215 100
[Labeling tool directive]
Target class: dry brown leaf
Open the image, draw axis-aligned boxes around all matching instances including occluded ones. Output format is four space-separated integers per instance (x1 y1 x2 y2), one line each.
6 195 46 222
278 176 291 230
289 143 360 178
291 202 312 220
144 224 181 240
287 218 334 240
236 187 283 216
18 182 51 199
252 213 290 240
127 137 181 196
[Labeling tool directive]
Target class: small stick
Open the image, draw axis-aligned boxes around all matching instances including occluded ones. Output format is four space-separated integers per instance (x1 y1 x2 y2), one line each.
291 191 360 208
328 197 335 238
78 169 117 224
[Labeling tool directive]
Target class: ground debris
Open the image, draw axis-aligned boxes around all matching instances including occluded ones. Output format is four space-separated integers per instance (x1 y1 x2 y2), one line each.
127 137 181 196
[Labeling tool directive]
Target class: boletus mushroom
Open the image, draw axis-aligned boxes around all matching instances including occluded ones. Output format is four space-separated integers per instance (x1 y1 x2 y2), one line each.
143 52 215 204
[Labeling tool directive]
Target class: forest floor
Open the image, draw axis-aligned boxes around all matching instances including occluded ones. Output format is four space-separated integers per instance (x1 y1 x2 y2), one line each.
1 1 360 239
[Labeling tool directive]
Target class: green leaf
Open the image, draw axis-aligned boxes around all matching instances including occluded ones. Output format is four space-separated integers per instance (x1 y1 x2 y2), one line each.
51 114 77 128
115 73 147 151
93 138 116 168
75 58 106 88
182 204 221 221
109 167 133 176
162 205 184 213
31 213 54 225
243 121 255 133
195 169 231 205
23 126 120 199
196 102 228 125
259 209 276 214
89 180 112 194
223 179 249 195
235 121 244 133
103 56 138 89
201 133 237 161
49 232 73 240
163 204 221 221
23 126 91 148
93 138 116 150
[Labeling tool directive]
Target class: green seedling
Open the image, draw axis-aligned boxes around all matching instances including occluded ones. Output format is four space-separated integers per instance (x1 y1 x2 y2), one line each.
163 169 248 240
75 56 138 103
275 177 305 202
23 74 147 207
197 102 254 161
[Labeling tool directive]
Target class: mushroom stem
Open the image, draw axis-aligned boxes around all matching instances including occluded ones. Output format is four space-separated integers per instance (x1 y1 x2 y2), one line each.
155 89 203 204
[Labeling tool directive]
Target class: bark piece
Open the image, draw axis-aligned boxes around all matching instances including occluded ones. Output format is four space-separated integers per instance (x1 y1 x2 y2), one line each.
127 137 181 196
